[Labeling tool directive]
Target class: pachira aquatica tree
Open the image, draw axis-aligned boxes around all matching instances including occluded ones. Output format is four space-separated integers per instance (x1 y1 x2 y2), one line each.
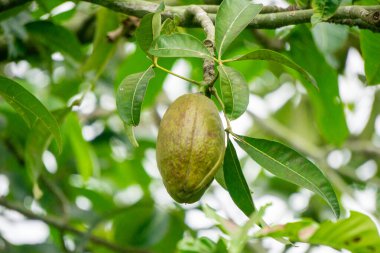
0 0 380 252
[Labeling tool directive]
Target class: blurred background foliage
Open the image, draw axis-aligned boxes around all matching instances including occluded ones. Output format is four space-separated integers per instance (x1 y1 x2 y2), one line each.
0 0 380 253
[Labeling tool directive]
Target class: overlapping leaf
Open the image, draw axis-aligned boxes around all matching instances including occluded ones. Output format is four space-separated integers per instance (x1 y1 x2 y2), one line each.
0 76 62 150
257 211 380 253
233 134 340 218
311 0 342 24
215 0 262 58
149 34 212 59
218 65 249 120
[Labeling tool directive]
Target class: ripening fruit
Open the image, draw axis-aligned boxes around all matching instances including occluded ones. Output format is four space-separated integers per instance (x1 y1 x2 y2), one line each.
156 93 225 203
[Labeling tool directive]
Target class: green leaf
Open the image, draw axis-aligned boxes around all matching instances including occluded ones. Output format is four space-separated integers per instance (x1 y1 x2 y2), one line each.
149 34 212 59
215 0 262 58
223 138 255 217
160 18 178 35
0 76 62 150
116 66 155 126
125 124 139 148
203 205 237 235
25 21 83 61
258 211 380 253
311 0 342 24
25 108 70 183
360 30 380 85
65 113 96 181
226 49 317 88
288 26 348 145
218 65 249 120
233 134 340 218
230 205 268 253
135 2 163 56
81 8 119 75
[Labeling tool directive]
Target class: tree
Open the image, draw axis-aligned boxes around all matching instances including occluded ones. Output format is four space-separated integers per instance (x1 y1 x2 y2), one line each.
0 0 380 252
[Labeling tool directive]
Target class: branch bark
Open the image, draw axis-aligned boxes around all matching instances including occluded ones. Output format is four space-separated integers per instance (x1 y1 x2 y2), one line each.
0 198 152 253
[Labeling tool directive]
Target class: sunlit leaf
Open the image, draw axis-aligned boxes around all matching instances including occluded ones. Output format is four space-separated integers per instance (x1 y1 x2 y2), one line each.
233 134 340 218
360 30 380 85
218 65 249 120
215 0 262 58
149 34 212 59
257 211 380 253
0 76 62 150
81 8 119 75
311 0 342 24
223 138 255 217
136 9 162 56
226 49 317 88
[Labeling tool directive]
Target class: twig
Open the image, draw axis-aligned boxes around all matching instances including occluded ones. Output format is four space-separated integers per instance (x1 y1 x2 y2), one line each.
0 198 152 253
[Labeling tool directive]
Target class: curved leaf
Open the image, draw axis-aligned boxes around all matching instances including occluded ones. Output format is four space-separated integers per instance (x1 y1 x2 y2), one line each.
0 76 62 150
149 34 212 59
116 66 155 126
218 65 249 120
215 0 262 58
136 11 161 56
224 138 255 217
226 49 317 88
233 134 340 218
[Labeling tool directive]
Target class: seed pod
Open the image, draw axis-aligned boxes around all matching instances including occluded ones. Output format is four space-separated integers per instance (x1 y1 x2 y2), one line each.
156 93 225 203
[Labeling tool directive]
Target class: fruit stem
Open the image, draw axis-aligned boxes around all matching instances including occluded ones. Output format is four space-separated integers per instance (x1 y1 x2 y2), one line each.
210 87 232 131
153 62 204 87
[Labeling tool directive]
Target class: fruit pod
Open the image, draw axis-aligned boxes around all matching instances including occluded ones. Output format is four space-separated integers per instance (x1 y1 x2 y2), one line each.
156 93 225 203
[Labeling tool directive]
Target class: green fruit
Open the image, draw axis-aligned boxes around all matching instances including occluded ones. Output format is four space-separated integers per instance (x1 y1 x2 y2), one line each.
156 93 225 203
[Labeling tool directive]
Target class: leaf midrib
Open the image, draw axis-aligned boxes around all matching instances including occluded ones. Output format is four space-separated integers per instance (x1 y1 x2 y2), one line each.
236 136 334 212
130 68 152 126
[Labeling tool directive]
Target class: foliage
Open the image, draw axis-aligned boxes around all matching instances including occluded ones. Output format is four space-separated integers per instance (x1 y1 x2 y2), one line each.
0 0 380 253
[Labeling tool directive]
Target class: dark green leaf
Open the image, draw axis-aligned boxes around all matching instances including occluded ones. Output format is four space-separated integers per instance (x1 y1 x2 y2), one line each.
25 21 83 61
116 66 155 126
311 0 342 23
258 211 380 253
215 0 262 58
223 138 255 217
288 26 348 145
0 76 62 150
136 14 158 55
233 134 340 218
149 34 212 59
360 30 380 85
226 49 317 88
218 65 249 120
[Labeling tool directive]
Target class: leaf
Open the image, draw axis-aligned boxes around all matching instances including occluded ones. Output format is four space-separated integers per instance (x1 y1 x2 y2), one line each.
0 76 62 150
136 10 161 53
203 205 238 235
25 108 70 183
81 8 119 75
258 211 380 253
288 26 348 145
160 18 178 35
65 113 96 181
233 134 340 218
230 205 268 253
149 34 212 59
223 138 255 217
360 30 380 85
311 0 342 24
25 21 83 61
226 49 317 88
116 66 155 126
125 124 139 148
218 65 249 120
215 0 262 58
